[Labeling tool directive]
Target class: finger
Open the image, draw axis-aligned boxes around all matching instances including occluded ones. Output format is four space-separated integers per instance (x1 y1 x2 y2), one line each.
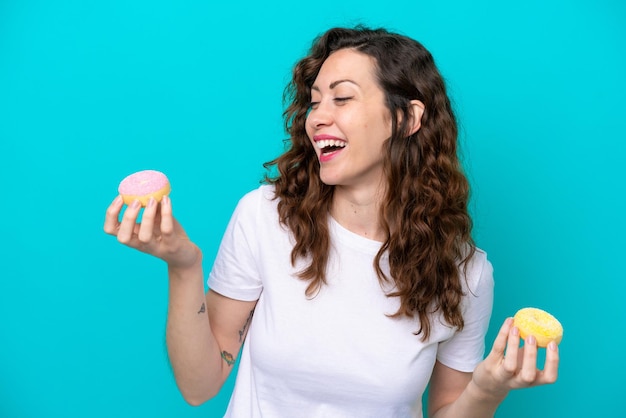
117 199 142 244
489 317 513 358
138 197 157 243
502 325 521 376
160 195 174 236
103 196 124 235
540 342 560 384
519 335 538 384
152 207 162 236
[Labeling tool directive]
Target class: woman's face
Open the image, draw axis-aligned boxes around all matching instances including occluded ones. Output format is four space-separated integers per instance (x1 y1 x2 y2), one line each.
306 48 392 189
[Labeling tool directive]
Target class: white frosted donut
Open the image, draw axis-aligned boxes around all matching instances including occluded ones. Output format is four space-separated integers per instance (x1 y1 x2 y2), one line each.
513 307 563 348
118 170 171 207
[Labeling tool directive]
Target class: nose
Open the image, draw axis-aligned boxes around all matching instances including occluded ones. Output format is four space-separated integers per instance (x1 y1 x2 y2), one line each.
307 102 332 130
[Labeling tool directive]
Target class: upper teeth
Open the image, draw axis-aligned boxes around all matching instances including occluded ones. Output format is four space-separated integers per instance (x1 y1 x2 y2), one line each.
316 139 346 149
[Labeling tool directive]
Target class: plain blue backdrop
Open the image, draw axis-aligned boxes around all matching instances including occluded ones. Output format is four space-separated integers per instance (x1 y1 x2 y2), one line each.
1 0 624 417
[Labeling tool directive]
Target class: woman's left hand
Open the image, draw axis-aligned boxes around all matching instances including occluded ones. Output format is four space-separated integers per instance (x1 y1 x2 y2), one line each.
471 317 560 400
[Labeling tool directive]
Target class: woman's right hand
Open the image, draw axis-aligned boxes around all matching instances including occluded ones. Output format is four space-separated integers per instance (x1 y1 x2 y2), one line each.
104 195 201 270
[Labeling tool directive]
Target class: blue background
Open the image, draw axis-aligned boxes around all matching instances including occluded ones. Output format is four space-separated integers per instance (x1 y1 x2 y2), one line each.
1 0 624 417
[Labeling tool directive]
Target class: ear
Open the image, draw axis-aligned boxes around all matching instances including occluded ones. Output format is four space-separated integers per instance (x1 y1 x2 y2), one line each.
407 100 425 136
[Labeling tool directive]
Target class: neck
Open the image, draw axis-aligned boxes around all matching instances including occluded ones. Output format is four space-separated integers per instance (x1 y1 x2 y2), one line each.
330 184 387 242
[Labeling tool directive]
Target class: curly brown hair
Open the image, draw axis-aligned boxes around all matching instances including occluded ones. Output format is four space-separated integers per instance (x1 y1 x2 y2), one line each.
263 26 475 340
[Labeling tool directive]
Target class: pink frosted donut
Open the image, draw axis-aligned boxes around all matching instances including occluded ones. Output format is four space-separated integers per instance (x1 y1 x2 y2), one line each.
118 170 171 206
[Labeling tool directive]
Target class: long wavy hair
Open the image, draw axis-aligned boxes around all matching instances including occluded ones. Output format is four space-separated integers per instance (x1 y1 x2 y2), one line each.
263 26 475 340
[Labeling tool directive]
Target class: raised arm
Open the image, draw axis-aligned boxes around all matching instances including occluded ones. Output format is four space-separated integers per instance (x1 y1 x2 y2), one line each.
104 195 257 405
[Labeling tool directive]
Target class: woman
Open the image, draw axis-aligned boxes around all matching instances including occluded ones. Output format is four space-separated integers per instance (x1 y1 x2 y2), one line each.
104 26 559 417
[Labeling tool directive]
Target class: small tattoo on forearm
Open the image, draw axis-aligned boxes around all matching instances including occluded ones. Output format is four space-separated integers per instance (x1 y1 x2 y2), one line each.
239 309 255 342
221 350 235 366
197 302 206 314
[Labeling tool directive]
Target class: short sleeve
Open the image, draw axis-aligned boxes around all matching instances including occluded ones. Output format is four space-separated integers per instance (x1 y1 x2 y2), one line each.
436 251 494 372
207 189 264 301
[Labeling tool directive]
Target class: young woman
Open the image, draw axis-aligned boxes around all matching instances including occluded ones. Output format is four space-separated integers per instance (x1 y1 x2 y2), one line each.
104 26 559 417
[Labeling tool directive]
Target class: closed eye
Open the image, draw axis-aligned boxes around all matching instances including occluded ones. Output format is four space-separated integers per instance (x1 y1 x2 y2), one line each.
334 97 353 104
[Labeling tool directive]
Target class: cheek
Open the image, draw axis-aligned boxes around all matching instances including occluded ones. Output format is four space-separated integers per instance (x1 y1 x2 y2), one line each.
305 120 313 140
379 113 393 136
304 120 316 149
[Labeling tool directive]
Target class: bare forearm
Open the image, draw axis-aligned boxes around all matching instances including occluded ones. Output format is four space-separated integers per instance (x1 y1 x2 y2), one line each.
431 380 506 418
166 262 224 405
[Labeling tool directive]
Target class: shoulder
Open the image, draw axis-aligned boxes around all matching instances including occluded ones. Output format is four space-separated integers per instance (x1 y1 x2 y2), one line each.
237 184 276 205
233 184 279 216
224 185 283 235
462 247 494 296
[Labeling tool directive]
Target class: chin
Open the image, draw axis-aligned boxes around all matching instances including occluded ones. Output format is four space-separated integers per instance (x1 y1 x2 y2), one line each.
319 173 340 186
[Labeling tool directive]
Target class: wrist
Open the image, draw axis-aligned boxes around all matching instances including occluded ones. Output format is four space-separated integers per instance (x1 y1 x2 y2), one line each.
467 378 508 404
167 247 204 279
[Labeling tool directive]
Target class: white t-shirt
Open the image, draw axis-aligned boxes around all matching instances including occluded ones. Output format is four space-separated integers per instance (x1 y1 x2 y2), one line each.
208 185 494 418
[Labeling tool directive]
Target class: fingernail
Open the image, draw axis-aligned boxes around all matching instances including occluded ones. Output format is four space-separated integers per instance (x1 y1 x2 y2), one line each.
548 341 558 351
527 335 536 346
162 195 169 206
114 195 123 205
147 197 155 208
131 199 141 209
511 326 519 337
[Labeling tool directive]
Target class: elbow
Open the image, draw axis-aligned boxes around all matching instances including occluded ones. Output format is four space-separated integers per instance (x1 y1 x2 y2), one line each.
179 385 221 407
184 396 209 407
170 362 226 406
181 392 213 407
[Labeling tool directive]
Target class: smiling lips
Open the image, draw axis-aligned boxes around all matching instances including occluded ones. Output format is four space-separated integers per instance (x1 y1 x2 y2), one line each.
314 135 346 162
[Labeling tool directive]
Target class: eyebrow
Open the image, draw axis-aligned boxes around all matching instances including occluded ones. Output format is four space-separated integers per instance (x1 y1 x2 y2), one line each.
311 79 359 91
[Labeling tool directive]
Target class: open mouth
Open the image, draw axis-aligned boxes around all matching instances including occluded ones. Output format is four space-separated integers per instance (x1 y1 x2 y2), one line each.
316 139 346 155
322 145 344 154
